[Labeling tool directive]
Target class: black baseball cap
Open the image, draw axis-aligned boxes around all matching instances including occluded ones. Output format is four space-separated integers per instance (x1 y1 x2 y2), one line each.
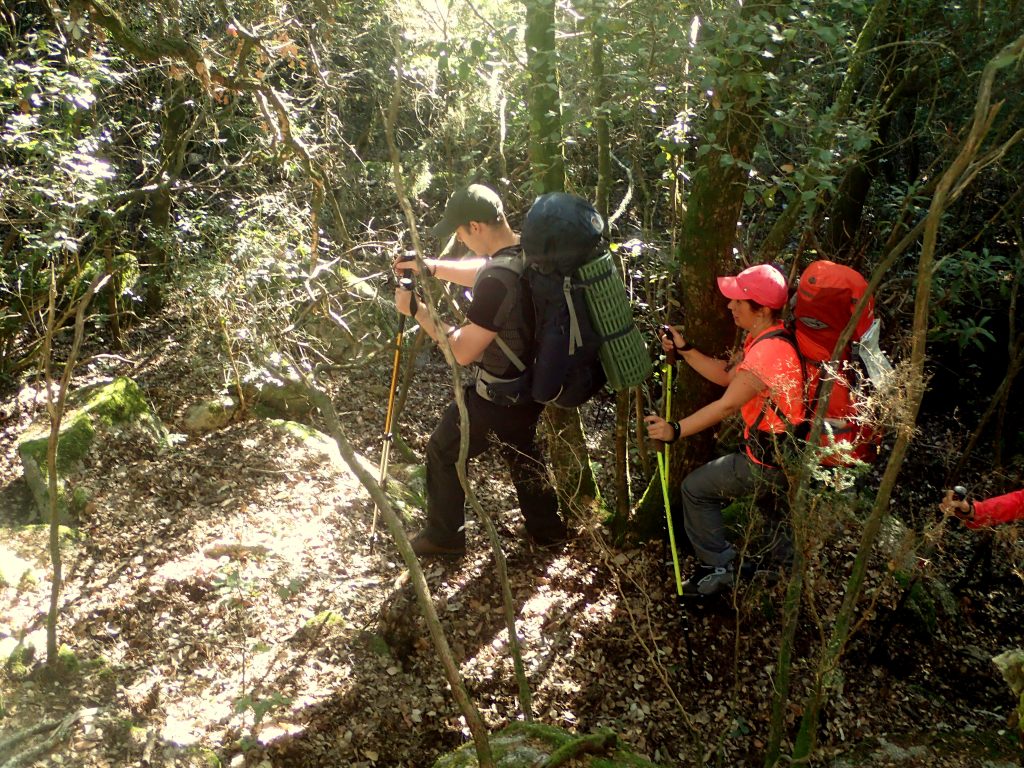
430 184 503 241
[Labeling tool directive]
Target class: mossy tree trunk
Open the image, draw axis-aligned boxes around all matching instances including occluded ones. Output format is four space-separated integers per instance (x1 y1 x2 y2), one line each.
588 0 634 535
523 0 599 510
632 25 762 535
143 79 188 314
40 267 107 665
524 0 565 195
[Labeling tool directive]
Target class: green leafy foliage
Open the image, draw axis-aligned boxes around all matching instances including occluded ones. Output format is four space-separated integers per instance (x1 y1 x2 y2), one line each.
930 249 1016 352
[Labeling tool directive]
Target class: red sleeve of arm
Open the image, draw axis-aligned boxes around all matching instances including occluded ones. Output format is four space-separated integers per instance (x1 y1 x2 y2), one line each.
967 489 1024 528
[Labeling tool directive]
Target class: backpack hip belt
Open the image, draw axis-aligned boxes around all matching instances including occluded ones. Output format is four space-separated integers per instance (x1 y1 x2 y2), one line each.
475 367 527 405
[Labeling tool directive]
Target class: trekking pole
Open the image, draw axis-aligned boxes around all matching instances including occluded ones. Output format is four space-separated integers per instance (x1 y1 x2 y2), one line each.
656 337 684 597
371 269 415 553
655 338 695 675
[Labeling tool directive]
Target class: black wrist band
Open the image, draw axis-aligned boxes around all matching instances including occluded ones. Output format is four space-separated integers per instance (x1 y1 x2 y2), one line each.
675 341 694 352
669 421 681 443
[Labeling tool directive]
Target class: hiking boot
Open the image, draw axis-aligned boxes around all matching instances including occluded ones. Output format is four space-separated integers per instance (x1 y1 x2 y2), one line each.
527 528 570 550
682 563 734 598
736 558 781 584
409 532 465 558
509 523 570 550
523 517 569 549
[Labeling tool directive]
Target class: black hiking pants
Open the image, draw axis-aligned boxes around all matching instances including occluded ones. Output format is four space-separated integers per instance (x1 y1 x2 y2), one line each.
422 386 563 546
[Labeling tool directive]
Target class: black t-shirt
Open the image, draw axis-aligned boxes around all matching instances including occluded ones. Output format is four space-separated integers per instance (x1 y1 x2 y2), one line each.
467 247 530 377
466 273 514 331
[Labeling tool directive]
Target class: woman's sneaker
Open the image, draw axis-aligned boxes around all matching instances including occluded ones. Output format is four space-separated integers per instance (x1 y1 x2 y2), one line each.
682 563 735 597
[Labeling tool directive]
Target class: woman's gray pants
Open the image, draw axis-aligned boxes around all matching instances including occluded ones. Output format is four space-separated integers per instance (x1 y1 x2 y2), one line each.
680 452 783 567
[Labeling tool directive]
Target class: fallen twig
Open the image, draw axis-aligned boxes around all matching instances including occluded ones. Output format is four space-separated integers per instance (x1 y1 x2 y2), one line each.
0 708 86 768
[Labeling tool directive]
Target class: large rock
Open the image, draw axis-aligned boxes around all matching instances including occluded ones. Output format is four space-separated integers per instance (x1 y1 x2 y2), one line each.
993 649 1024 735
266 419 345 469
17 377 167 522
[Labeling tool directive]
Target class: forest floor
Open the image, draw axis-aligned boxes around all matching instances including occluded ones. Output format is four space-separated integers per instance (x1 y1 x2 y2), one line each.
1 310 1022 768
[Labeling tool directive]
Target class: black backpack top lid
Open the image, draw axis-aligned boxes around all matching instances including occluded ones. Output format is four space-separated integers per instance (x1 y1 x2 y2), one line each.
521 192 604 275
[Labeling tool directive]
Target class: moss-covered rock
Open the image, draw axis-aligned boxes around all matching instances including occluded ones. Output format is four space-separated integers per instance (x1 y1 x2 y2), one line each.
17 377 167 522
243 364 316 420
183 395 240 433
992 649 1024 736
432 722 662 768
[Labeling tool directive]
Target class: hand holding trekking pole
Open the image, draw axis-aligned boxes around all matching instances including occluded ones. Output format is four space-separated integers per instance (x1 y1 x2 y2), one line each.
939 486 973 520
393 251 435 277
660 324 690 358
644 414 678 443
644 325 686 443
395 256 419 319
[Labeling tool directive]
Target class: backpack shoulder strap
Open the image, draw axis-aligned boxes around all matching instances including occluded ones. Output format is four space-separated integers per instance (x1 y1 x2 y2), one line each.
746 326 804 432
750 326 797 352
482 249 529 373
563 273 584 354
494 337 527 373
483 247 526 279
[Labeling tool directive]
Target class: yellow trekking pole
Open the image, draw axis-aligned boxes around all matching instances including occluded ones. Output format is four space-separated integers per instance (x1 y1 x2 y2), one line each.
371 270 414 552
656 336 684 596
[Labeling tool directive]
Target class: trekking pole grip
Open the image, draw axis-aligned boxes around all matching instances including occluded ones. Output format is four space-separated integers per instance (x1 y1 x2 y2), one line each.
661 325 678 365
399 270 417 316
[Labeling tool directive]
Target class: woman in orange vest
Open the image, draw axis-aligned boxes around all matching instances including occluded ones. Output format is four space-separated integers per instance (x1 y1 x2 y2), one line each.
645 264 804 597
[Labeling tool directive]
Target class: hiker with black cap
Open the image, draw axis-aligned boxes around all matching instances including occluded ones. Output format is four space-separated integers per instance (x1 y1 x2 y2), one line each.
644 264 804 597
393 183 566 558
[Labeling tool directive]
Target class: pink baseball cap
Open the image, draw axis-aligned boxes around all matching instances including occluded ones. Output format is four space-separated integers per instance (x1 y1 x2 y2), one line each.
717 264 788 309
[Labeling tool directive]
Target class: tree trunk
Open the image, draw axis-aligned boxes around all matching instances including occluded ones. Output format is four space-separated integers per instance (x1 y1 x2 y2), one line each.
144 80 188 314
41 269 106 665
524 0 565 195
523 0 599 508
633 102 758 535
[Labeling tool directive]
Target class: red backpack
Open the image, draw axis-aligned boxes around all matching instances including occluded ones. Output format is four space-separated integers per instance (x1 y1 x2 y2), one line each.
792 260 883 466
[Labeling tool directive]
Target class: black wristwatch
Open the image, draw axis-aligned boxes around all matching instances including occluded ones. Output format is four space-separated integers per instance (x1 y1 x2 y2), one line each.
675 340 694 352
